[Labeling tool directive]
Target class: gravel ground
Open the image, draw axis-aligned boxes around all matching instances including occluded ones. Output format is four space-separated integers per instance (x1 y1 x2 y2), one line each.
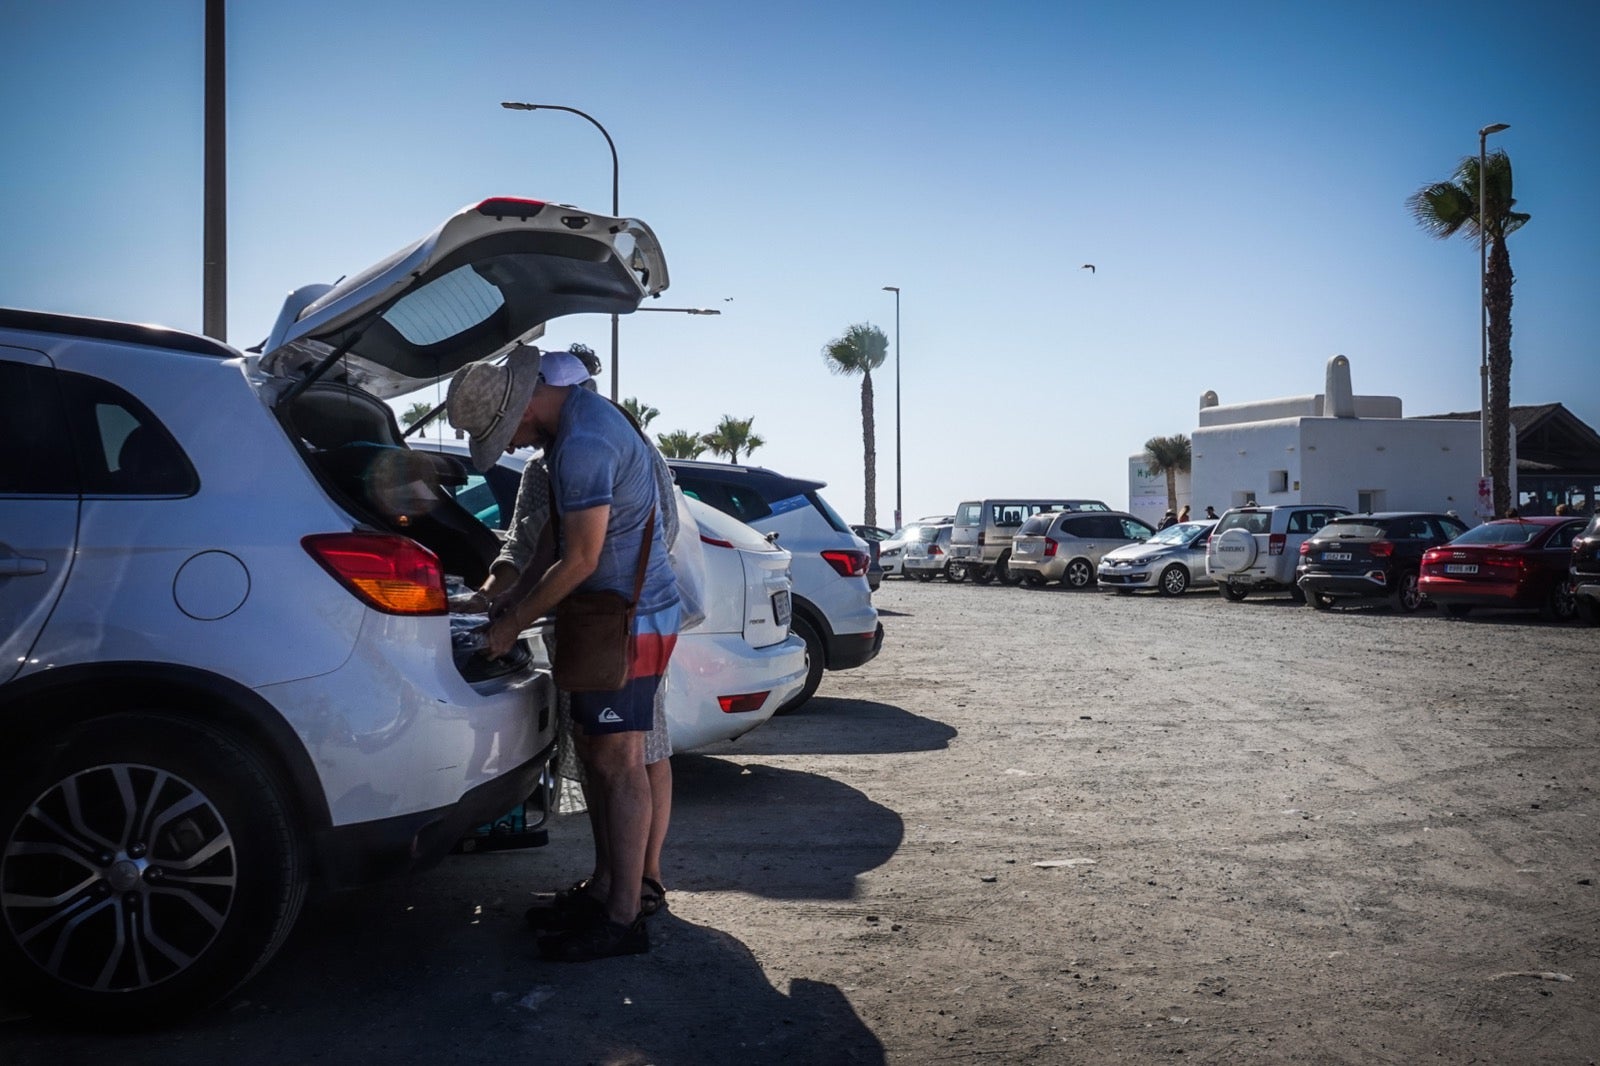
5 578 1599 1064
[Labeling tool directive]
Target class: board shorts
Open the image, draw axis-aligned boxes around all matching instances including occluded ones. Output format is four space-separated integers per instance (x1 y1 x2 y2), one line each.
569 602 681 736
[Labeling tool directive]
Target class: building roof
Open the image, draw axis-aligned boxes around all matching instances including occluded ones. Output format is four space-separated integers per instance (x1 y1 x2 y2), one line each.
1418 403 1600 473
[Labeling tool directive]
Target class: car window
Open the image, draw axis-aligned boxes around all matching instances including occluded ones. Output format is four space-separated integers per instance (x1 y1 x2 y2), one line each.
1289 509 1339 534
1215 511 1255 534
57 371 197 496
0 360 77 493
805 491 851 534
1449 521 1543 546
1058 516 1098 538
1546 521 1584 550
1119 518 1153 540
994 506 1025 527
1018 514 1053 535
674 477 774 524
956 503 981 526
1434 516 1469 541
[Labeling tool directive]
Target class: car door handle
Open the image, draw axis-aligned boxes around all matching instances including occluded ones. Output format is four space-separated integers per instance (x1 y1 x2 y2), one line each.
0 556 48 577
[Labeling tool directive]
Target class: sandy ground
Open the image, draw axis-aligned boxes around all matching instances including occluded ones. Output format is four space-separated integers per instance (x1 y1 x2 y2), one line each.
5 578 1599 1065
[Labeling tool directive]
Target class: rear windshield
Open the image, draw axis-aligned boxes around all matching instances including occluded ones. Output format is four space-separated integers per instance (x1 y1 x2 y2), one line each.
1310 521 1388 542
914 525 942 543
1449 521 1549 547
1018 514 1055 535
1216 510 1268 534
808 491 851 534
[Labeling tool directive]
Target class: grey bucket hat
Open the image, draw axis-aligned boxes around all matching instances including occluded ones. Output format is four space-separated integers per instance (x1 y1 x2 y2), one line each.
446 345 541 472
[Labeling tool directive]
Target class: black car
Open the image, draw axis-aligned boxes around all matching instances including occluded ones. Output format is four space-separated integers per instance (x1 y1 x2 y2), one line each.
1572 512 1600 625
1295 511 1469 612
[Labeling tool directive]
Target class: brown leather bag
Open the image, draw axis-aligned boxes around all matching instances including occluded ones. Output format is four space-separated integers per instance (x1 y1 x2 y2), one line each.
552 511 654 692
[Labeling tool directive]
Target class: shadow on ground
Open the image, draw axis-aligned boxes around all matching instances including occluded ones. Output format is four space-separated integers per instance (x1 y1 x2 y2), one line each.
709 696 955 756
1 871 883 1066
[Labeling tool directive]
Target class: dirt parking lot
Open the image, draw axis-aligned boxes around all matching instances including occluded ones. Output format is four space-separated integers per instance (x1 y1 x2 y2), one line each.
5 579 1598 1065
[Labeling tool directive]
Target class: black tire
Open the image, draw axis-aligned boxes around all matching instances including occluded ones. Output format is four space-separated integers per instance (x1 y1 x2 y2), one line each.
1390 570 1423 613
1221 582 1250 602
1157 565 1189 597
1541 580 1578 623
1445 603 1473 618
0 713 307 1027
777 615 825 714
1577 595 1600 626
1023 573 1046 588
914 569 935 583
995 552 1022 586
945 563 968 584
1062 558 1094 589
1308 591 1335 610
971 566 994 585
1288 585 1307 604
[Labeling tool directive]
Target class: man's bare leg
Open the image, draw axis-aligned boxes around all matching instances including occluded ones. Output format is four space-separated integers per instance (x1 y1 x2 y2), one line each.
581 731 648 926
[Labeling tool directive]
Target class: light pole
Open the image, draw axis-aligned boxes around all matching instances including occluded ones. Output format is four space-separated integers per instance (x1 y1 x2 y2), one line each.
501 100 622 400
1478 122 1509 491
882 285 902 529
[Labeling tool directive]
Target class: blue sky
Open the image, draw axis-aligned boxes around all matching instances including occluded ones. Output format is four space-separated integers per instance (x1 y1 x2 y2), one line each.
4 1 1596 525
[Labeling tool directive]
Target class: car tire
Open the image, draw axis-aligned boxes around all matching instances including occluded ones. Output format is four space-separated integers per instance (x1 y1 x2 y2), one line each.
1221 582 1249 602
995 552 1022 586
1390 570 1423 613
1061 558 1095 589
1157 565 1189 597
1540 580 1578 623
945 563 967 583
971 566 994 585
0 712 307 1027
1308 590 1335 610
1023 573 1046 588
1288 585 1307 604
1445 604 1473 618
777 616 825 714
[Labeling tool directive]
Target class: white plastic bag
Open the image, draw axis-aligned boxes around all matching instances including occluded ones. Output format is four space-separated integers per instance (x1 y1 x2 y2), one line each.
668 486 709 631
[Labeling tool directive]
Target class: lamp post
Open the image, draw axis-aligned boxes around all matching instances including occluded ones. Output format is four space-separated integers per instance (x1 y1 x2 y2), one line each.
1478 122 1510 489
882 285 902 530
501 100 622 400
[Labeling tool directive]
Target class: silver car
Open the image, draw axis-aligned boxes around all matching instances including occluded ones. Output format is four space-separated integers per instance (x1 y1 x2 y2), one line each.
1008 511 1156 588
1097 520 1218 595
902 524 955 581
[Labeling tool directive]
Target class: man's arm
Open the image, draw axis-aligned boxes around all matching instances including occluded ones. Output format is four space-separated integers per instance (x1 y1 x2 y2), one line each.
484 504 609 657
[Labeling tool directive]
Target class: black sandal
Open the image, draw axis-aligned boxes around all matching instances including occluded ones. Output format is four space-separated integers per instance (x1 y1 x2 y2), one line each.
640 876 667 917
525 878 604 931
537 914 649 962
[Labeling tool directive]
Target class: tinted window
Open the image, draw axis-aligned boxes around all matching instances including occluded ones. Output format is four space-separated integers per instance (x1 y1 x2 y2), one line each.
674 477 773 524
1450 521 1544 547
1546 521 1584 550
1057 516 1097 538
56 373 197 496
1119 518 1154 540
1434 516 1469 541
0 360 77 493
1019 515 1054 535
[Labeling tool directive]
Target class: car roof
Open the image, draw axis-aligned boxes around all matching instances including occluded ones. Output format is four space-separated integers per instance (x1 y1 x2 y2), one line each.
0 307 238 360
666 458 825 494
1328 511 1457 521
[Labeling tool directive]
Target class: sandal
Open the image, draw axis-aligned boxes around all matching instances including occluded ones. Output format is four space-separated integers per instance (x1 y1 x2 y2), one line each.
525 878 604 931
640 876 667 917
538 913 649 962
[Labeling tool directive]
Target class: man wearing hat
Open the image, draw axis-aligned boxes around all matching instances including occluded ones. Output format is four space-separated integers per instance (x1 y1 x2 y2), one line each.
449 344 680 961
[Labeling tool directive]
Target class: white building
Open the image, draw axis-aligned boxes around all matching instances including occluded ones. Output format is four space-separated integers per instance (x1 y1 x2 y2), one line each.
1185 355 1488 519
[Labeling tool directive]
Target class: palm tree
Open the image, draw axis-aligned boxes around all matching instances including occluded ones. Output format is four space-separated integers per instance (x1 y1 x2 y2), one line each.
1407 148 1531 516
401 401 443 431
656 429 708 459
822 322 888 526
621 397 659 430
701 416 765 464
1143 434 1192 516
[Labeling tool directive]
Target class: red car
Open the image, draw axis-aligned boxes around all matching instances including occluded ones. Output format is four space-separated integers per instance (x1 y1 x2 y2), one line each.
1419 516 1586 620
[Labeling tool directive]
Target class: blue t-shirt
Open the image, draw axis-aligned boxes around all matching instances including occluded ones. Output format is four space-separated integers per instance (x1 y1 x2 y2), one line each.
547 388 679 614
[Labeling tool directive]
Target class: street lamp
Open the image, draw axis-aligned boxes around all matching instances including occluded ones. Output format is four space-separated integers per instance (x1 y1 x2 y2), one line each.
1478 121 1510 493
501 100 623 400
882 285 901 530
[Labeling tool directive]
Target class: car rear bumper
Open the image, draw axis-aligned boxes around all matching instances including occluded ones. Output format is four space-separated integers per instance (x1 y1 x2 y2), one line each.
667 631 805 751
1007 556 1065 579
1417 575 1539 607
827 623 884 670
1297 571 1391 598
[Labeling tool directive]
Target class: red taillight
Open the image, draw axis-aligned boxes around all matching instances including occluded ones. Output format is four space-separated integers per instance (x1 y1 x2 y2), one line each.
1268 533 1286 556
1043 537 1059 558
1369 540 1394 558
1299 541 1313 556
821 549 870 577
977 532 987 546
718 692 769 714
928 544 943 557
700 534 734 549
303 533 447 615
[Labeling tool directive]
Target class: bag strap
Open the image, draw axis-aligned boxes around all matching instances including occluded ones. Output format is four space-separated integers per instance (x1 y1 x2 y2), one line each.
628 508 655 607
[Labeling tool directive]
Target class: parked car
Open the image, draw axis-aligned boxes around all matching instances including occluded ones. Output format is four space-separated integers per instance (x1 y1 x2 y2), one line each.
1295 511 1469 612
902 523 956 581
877 517 954 578
1419 515 1586 620
1008 510 1157 588
1572 513 1600 625
667 460 883 711
415 442 808 750
1097 519 1218 595
0 196 666 1023
850 524 892 591
1207 504 1351 601
948 497 1111 584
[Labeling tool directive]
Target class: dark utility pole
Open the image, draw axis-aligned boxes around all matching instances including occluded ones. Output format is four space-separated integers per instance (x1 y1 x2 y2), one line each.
203 0 226 340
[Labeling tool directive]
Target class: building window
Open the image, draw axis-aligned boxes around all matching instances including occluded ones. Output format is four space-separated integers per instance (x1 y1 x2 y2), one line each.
1357 490 1385 513
1268 470 1288 494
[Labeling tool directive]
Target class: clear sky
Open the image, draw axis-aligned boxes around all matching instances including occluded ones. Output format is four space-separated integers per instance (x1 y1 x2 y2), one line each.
4 1 1596 526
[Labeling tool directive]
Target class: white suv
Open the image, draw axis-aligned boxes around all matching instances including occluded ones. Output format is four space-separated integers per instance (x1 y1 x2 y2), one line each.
1206 504 1350 601
667 460 883 712
0 197 667 1023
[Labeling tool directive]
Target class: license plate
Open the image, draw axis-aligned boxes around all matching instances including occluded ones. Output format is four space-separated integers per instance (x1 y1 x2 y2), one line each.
772 589 792 627
1444 564 1478 575
1324 552 1352 561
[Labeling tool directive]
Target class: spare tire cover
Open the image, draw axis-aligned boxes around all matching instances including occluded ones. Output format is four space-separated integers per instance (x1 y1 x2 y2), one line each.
1211 528 1258 573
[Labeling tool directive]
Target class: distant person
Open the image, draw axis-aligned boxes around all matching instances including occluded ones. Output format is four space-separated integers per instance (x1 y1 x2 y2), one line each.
1157 510 1177 530
1204 506 1218 520
1178 504 1191 523
1554 503 1571 516
1504 507 1521 519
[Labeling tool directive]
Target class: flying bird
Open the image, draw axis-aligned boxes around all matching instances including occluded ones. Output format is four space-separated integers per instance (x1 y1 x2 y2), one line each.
1081 264 1096 274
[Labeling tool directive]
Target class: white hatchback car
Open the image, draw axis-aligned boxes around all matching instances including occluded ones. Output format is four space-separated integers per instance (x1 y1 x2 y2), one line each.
667 460 883 712
0 197 664 1024
417 442 807 751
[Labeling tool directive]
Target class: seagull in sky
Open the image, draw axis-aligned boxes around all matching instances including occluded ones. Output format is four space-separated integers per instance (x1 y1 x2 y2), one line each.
1081 264 1096 274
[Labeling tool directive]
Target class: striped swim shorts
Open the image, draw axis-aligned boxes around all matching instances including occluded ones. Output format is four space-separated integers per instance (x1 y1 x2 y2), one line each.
569 602 681 736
